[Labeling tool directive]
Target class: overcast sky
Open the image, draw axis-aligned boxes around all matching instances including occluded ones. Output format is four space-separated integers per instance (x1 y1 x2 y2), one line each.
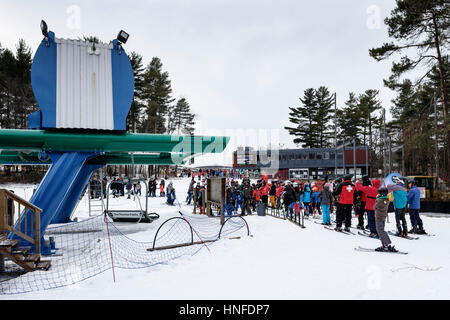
0 0 401 166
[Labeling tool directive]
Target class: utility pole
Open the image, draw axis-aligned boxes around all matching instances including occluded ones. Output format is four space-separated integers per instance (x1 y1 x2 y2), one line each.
383 108 387 177
334 92 337 179
434 94 439 190
353 138 356 177
342 144 345 176
131 152 135 178
402 145 405 176
365 145 369 177
388 136 392 175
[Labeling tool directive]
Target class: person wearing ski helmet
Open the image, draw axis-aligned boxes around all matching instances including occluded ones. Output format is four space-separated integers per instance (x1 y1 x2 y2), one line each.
387 178 409 237
407 178 426 234
374 187 398 252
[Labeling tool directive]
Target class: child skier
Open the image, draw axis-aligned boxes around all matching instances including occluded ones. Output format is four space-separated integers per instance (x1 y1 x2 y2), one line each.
374 187 398 252
302 184 312 216
292 201 303 221
311 186 321 215
319 183 333 225
166 182 176 206
232 190 244 215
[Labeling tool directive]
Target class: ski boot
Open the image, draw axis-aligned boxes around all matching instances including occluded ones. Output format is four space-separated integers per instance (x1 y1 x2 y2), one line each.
409 226 418 234
416 227 427 235
375 245 388 252
369 233 379 238
356 225 364 230
344 227 351 232
334 227 343 232
395 230 403 237
387 245 398 252
402 230 408 237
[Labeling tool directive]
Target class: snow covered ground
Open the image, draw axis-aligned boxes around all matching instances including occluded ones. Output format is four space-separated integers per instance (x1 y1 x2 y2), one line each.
1 178 449 300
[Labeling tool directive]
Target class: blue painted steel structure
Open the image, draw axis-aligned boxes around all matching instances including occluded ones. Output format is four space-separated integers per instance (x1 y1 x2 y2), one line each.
29 31 134 131
29 31 57 129
16 152 102 253
12 26 137 254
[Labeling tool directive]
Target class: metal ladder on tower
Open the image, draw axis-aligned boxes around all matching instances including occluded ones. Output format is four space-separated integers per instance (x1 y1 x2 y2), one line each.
88 172 106 217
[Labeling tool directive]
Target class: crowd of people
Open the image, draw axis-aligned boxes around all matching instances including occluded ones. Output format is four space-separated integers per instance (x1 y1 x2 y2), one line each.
185 173 427 253
89 176 177 206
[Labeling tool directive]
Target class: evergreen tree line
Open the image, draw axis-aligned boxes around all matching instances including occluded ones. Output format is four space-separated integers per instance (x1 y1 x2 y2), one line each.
0 40 36 129
285 0 449 180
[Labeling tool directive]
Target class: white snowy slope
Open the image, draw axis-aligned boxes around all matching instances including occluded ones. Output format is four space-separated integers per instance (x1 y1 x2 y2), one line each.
1 178 449 300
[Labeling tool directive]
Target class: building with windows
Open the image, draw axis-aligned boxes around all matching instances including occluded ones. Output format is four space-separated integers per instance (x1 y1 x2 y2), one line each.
232 146 371 180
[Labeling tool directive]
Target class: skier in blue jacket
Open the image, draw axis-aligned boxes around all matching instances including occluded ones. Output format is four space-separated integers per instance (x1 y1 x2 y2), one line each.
407 179 426 234
311 187 321 215
387 179 409 237
302 184 312 216
232 190 244 215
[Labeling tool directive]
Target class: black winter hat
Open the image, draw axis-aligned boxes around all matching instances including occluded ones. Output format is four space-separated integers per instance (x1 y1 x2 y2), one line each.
343 174 353 181
378 187 389 196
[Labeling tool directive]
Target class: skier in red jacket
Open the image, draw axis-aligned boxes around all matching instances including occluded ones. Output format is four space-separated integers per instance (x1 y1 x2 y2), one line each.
355 178 381 237
333 175 356 232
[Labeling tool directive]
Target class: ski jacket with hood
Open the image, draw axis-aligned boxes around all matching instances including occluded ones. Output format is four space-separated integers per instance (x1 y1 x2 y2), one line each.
407 185 421 210
303 186 311 203
283 185 296 205
374 195 389 221
355 179 380 211
276 185 284 197
319 186 332 206
387 184 407 209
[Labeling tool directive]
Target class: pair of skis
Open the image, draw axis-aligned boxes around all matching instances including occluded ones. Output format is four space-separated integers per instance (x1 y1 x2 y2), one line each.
355 230 410 254
321 223 409 255
357 229 419 240
387 231 419 240
323 225 355 235
354 246 408 255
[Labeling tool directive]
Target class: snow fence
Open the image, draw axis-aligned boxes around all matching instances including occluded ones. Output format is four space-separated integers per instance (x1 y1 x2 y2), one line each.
0 213 250 294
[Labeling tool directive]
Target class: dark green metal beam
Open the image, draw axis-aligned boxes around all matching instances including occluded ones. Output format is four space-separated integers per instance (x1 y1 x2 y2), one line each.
0 129 229 153
0 151 191 165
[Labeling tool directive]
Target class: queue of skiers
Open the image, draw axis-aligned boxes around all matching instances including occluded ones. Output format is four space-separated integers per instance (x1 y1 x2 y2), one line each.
185 174 427 253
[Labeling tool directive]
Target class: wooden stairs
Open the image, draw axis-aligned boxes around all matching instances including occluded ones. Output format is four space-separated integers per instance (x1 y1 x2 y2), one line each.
0 232 51 272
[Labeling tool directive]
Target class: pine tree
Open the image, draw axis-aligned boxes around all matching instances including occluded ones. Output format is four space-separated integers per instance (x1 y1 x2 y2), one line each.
0 39 35 129
141 57 174 134
14 39 35 129
285 88 318 147
168 97 196 135
358 89 382 149
336 92 362 144
313 86 334 148
127 51 145 132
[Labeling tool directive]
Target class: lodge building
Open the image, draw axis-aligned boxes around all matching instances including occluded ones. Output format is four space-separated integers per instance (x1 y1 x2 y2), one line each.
232 146 372 180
